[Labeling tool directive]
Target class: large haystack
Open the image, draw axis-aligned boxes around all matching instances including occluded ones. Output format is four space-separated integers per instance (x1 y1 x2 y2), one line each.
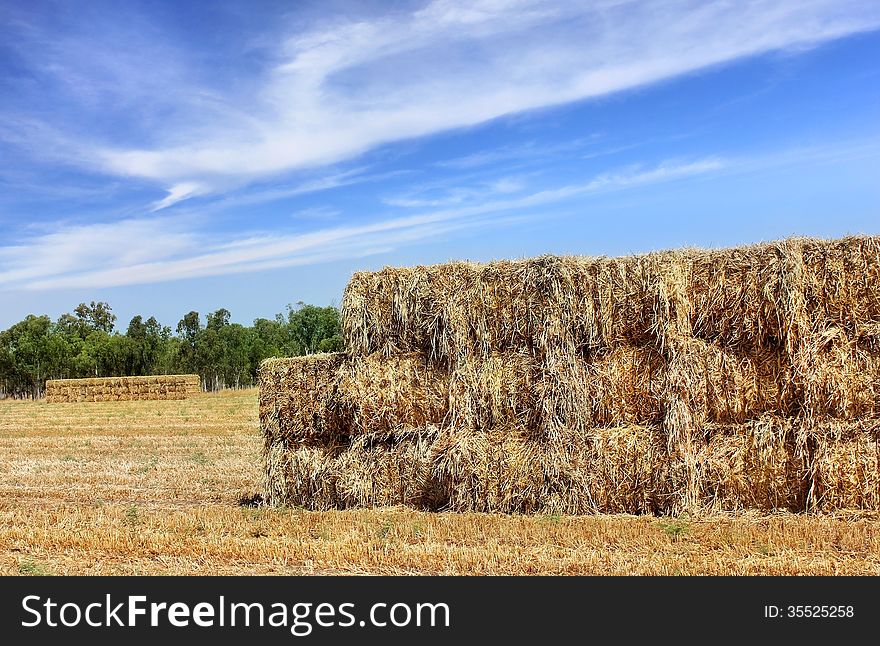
46 374 202 403
261 235 880 514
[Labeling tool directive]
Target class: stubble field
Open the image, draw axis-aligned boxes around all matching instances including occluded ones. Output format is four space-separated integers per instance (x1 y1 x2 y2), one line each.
1 390 878 575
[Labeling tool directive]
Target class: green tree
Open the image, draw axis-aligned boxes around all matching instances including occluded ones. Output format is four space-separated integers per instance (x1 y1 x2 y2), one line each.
0 300 342 397
219 323 252 388
206 308 231 331
125 315 147 375
175 311 201 374
285 302 343 354
195 327 222 391
0 315 53 397
56 312 88 339
74 301 116 333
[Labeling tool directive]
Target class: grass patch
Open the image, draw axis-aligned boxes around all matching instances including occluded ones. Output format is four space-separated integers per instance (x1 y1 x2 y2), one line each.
19 559 52 576
658 515 690 542
124 505 140 527
189 450 209 465
133 457 159 474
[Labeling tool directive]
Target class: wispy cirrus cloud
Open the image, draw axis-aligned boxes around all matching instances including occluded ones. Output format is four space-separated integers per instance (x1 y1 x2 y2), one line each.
150 182 206 211
7 134 880 293
0 156 724 290
435 136 602 170
100 0 880 192
4 1 877 206
382 174 528 209
0 218 198 285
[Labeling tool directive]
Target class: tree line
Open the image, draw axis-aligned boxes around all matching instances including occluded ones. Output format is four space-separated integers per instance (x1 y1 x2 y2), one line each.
0 301 343 398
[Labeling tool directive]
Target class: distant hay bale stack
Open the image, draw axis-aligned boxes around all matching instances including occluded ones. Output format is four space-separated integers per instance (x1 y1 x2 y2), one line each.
45 374 201 403
263 234 880 514
184 374 202 395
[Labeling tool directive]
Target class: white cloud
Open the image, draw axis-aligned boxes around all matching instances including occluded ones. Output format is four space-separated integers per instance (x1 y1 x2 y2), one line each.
87 0 879 202
0 157 723 290
291 206 341 221
150 182 206 211
490 177 526 194
436 137 601 169
0 218 197 285
383 174 529 208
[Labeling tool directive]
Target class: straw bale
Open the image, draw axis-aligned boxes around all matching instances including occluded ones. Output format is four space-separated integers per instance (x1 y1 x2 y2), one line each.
695 417 805 512
696 417 880 512
429 428 544 513
265 418 880 514
538 346 665 439
185 375 202 394
342 236 880 362
263 440 339 510
447 351 538 432
795 326 880 419
45 374 201 402
263 432 446 510
334 353 449 435
429 425 679 514
809 420 880 511
538 426 676 515
687 240 806 352
258 354 347 445
801 236 880 331
334 432 446 509
663 338 795 448
341 254 668 361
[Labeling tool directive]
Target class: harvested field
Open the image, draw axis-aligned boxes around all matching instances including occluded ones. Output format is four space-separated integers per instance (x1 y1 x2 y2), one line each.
45 374 201 403
265 235 880 514
2 391 879 575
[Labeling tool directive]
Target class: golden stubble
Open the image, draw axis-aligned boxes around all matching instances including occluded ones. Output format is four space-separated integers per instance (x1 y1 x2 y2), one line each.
2 390 879 575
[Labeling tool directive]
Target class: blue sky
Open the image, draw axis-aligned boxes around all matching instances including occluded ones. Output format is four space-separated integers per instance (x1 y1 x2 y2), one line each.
1 0 879 331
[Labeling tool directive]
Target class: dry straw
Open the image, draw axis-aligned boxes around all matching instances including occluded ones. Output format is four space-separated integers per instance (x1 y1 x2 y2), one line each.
262 235 880 514
46 374 201 403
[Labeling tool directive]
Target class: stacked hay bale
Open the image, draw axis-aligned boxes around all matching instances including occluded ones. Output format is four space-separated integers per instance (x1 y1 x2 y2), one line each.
260 236 880 514
45 375 202 403
184 374 203 395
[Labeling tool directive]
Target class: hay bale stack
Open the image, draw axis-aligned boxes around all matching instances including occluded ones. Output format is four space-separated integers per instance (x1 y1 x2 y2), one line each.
262 235 880 513
340 238 858 360
45 374 202 403
184 374 202 394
